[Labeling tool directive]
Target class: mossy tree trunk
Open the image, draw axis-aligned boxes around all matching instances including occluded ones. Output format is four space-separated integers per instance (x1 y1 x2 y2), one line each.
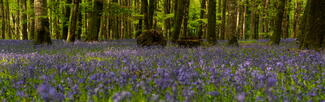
299 0 325 50
34 0 51 44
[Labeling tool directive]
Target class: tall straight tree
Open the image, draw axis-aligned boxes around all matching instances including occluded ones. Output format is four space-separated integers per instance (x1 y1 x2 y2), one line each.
20 0 28 40
181 0 190 38
0 0 5 39
227 0 238 46
271 0 285 45
67 0 80 42
29 0 35 40
85 0 103 41
62 0 72 40
164 0 171 39
299 0 325 50
141 0 157 30
207 0 217 45
198 0 206 39
220 0 226 40
172 0 185 41
34 0 52 44
250 0 259 39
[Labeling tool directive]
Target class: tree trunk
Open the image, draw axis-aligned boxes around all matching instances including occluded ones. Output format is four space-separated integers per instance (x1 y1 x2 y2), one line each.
207 0 217 45
250 0 259 40
282 0 291 39
67 0 80 42
293 1 302 38
85 0 103 41
227 0 238 46
198 0 206 39
20 0 28 40
0 0 5 39
220 0 226 40
4 0 11 39
76 5 82 40
29 0 35 40
181 0 189 38
299 0 325 50
34 0 52 44
61 0 72 40
148 0 157 29
241 0 247 40
271 0 285 45
164 0 171 40
172 0 185 41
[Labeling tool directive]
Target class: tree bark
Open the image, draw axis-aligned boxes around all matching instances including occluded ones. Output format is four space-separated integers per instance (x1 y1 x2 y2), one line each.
198 0 206 39
293 1 302 38
67 0 80 42
271 0 285 45
172 0 185 41
227 0 238 46
220 0 226 40
85 0 103 41
208 0 217 45
61 0 72 40
181 0 190 38
34 0 52 44
0 0 5 39
250 0 259 40
29 0 35 40
20 0 28 40
299 0 325 50
164 0 171 39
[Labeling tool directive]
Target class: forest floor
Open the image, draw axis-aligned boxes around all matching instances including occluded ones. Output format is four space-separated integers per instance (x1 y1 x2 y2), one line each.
0 39 324 101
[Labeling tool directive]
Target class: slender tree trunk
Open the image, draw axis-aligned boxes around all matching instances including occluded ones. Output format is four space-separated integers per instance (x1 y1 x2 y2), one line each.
67 0 80 42
34 0 52 44
164 0 171 39
241 0 247 40
141 0 149 30
85 0 103 41
4 0 11 39
76 3 82 40
61 0 72 40
299 0 325 50
148 0 157 29
20 0 28 40
250 0 259 40
227 0 238 46
208 0 217 45
198 0 206 39
181 0 189 38
271 0 285 45
15 0 20 39
29 0 35 40
220 0 226 40
0 0 5 39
